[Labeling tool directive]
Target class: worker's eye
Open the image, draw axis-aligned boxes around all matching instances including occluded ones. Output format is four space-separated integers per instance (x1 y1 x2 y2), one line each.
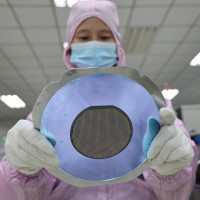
78 36 90 41
100 36 112 41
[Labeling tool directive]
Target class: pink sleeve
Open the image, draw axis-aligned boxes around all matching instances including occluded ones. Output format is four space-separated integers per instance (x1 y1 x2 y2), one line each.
0 157 52 186
143 99 199 200
0 156 58 199
0 113 61 199
26 112 33 122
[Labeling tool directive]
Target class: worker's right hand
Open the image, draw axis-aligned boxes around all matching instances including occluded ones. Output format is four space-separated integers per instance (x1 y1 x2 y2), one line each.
5 120 60 175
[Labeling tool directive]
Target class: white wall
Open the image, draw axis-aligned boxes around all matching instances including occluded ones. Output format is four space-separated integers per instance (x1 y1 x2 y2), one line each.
0 120 18 158
181 104 200 135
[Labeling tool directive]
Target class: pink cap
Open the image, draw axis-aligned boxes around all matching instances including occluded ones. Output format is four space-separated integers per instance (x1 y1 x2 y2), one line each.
63 0 126 69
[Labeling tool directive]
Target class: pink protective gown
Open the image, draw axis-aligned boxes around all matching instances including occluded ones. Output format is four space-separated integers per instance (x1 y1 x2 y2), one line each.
0 1 199 199
0 99 199 200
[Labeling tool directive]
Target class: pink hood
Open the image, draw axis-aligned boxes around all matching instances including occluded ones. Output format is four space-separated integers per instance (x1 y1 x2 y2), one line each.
63 0 126 69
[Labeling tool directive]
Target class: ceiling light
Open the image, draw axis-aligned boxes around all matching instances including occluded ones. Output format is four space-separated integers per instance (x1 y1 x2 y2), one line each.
161 89 179 100
0 95 26 109
190 52 200 67
67 0 79 7
63 42 68 48
54 0 67 7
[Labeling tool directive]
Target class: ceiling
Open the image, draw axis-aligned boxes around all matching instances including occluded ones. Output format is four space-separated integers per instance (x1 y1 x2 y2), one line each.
0 0 200 120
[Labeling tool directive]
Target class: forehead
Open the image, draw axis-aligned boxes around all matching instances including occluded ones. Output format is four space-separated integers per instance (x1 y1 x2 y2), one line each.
76 17 111 32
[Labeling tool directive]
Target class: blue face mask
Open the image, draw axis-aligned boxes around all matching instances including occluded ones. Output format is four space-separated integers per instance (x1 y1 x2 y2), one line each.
70 41 118 68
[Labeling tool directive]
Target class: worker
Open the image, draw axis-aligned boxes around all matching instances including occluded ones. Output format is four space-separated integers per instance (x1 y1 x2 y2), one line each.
0 1 198 199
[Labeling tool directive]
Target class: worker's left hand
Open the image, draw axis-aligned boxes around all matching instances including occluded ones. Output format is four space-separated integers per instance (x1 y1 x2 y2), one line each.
145 108 194 176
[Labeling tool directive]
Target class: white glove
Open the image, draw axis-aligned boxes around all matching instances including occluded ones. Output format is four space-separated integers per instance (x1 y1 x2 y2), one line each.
147 108 194 176
5 120 60 175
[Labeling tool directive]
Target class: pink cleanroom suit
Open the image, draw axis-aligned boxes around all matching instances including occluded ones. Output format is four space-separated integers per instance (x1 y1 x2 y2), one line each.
0 99 199 200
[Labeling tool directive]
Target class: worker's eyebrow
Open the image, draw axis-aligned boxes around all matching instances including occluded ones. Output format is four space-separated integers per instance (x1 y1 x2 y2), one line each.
99 29 113 34
76 29 90 34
